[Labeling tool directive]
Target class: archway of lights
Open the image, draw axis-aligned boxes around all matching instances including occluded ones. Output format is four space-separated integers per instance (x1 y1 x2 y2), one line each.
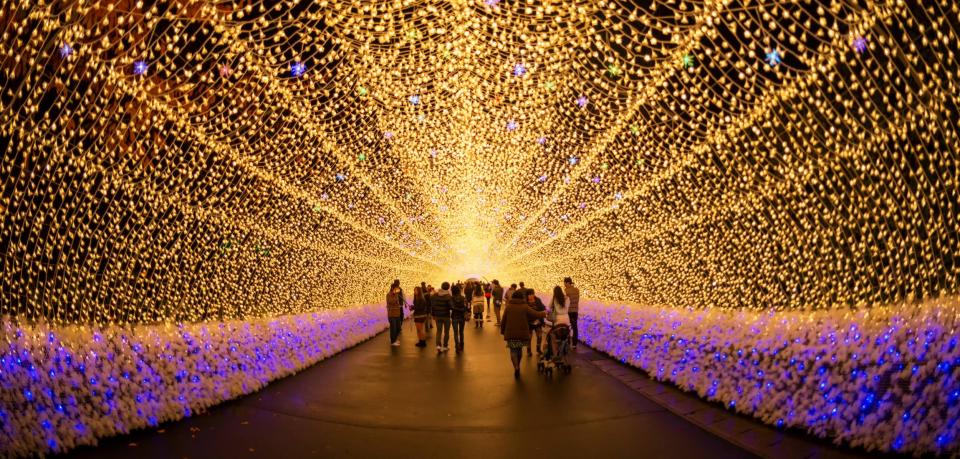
0 0 958 456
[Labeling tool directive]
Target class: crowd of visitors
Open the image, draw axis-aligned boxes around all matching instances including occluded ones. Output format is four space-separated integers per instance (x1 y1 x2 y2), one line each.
385 277 580 378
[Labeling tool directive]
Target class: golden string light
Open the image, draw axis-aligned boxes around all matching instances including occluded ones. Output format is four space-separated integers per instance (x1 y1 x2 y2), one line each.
0 0 957 327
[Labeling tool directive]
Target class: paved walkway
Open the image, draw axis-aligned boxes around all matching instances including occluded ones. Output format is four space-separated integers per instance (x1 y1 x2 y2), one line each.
67 319 755 458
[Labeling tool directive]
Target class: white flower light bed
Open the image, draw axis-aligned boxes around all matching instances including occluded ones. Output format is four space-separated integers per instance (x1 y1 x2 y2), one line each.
579 298 960 456
0 305 387 456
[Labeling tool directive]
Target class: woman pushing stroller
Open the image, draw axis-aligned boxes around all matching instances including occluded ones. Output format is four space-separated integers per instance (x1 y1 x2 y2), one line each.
539 286 573 375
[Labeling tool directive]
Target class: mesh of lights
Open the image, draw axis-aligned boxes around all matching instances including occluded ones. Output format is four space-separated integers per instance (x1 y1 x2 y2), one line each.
0 0 958 455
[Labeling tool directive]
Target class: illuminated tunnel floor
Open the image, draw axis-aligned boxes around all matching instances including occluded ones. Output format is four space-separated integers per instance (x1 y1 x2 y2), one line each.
67 320 771 458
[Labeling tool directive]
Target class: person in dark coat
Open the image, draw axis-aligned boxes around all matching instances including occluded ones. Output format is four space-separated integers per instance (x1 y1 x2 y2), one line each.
450 285 468 353
411 286 429 347
431 282 453 352
526 288 546 356
386 285 403 346
483 282 493 318
500 289 547 378
491 280 505 326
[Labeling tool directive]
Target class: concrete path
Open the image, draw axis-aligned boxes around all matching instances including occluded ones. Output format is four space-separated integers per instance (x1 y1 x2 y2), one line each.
66 319 755 459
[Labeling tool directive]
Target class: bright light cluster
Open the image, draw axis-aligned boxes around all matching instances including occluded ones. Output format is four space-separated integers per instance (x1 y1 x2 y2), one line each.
0 1 957 322
0 305 386 456
580 298 960 455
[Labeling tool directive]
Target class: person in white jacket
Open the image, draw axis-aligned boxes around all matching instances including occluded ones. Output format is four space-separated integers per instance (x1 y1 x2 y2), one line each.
544 285 570 354
549 285 570 325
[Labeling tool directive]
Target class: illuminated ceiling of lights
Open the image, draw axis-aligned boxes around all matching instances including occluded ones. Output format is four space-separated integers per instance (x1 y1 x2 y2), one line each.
0 0 957 324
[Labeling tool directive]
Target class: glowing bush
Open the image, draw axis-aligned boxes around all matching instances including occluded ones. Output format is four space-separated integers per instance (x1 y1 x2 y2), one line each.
0 306 386 456
579 298 960 456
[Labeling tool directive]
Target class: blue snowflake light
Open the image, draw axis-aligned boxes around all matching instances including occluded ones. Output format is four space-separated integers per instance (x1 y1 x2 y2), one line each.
853 36 868 54
569 156 578 165
59 44 73 58
513 63 527 77
765 49 782 67
576 94 588 108
133 60 148 76
506 120 518 131
409 94 420 105
290 61 306 77
537 136 546 145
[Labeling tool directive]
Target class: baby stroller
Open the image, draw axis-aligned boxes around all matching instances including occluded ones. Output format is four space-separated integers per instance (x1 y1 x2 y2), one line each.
537 323 572 377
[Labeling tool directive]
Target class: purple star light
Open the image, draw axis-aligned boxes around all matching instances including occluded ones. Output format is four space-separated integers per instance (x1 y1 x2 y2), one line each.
853 36 867 54
290 61 306 77
133 60 148 76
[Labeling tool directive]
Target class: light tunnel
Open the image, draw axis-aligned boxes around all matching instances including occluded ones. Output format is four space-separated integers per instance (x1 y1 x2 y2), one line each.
0 0 958 456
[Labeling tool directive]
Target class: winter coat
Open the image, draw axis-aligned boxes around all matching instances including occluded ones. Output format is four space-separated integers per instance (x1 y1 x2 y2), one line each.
500 298 546 341
386 291 402 318
471 296 485 314
549 297 570 325
412 296 429 318
565 285 580 313
491 285 504 304
450 294 468 320
431 290 453 319
528 297 547 327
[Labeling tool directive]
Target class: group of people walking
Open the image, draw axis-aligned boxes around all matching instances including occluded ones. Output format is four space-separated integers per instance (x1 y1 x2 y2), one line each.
385 277 580 378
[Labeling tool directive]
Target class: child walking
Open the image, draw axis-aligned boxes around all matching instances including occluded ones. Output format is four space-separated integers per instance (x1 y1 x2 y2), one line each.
471 284 486 328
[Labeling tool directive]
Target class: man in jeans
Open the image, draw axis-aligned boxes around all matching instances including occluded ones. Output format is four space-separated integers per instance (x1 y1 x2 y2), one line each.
386 285 403 346
563 277 580 348
430 282 453 352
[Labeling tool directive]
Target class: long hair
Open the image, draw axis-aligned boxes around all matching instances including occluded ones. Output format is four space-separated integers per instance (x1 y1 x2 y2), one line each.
553 285 565 306
414 286 424 303
473 284 483 297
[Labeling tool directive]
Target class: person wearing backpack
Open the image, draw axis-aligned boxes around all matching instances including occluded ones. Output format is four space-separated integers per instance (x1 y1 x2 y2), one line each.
471 284 486 328
450 284 468 353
